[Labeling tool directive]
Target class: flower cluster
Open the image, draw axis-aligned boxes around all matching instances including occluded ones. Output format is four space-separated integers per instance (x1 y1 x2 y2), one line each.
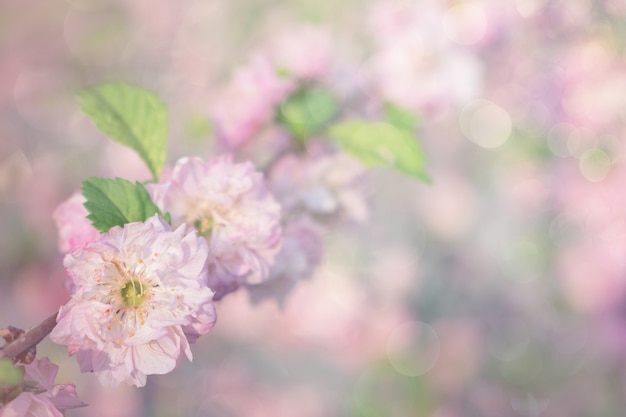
206 26 371 304
35 12 416 404
50 154 283 386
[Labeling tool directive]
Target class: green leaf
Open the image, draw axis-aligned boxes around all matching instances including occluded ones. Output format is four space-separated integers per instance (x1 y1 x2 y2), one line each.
384 102 421 133
0 359 24 386
77 82 168 180
326 120 431 182
82 177 165 232
276 87 338 142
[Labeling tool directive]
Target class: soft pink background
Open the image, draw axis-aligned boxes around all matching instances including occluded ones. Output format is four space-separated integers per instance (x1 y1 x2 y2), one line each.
1 0 626 415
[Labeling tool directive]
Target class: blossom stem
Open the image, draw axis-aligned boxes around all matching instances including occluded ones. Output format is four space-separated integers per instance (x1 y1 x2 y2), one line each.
0 312 58 361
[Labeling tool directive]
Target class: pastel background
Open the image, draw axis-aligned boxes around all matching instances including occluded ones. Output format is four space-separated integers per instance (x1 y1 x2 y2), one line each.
2 0 626 415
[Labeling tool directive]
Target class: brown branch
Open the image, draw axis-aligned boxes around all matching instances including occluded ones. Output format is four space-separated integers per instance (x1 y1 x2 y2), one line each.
0 312 58 361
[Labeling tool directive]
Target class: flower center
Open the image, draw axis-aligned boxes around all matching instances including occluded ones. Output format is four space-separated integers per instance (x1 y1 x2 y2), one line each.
120 278 147 307
194 215 214 239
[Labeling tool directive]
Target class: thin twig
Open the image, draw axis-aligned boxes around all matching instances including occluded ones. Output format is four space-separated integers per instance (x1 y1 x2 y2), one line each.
0 312 58 361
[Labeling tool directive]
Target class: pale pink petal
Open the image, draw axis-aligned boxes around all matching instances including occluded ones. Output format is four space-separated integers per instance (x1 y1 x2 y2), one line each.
0 393 63 417
23 357 57 390
52 192 100 253
0 358 85 417
212 54 295 148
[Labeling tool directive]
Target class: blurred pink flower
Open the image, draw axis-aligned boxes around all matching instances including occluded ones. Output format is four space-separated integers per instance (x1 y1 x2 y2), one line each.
223 125 292 168
246 217 324 305
50 215 215 387
269 153 369 223
556 38 626 134
0 357 85 417
212 54 294 149
148 156 282 300
52 192 99 253
366 0 483 116
266 26 332 81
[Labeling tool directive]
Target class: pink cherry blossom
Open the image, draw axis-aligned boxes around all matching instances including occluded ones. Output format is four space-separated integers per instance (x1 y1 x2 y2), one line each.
0 357 85 417
212 54 294 149
266 26 332 81
147 156 282 300
365 0 483 117
269 153 369 223
50 215 216 387
246 217 323 305
52 192 99 253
